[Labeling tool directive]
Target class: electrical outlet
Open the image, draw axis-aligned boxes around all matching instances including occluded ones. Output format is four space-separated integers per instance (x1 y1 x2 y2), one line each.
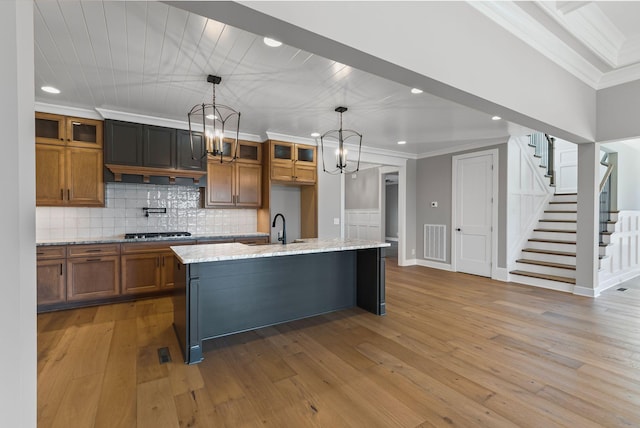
333 218 340 225
431 201 438 207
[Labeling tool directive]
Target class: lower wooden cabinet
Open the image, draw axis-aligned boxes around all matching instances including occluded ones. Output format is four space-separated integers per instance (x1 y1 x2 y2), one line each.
121 241 192 294
67 256 120 301
37 259 66 305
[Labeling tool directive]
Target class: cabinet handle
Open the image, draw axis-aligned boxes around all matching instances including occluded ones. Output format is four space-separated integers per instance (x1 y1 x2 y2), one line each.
86 258 101 262
86 249 102 253
60 189 64 200
60 263 63 276
37 251 44 256
67 189 71 200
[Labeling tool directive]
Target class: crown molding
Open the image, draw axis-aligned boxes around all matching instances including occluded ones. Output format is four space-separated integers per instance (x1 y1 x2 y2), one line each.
469 1 602 88
264 131 317 146
34 102 103 120
537 1 624 68
597 61 640 89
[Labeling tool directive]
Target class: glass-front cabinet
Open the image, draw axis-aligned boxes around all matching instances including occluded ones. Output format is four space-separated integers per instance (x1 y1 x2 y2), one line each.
269 140 316 184
36 112 103 149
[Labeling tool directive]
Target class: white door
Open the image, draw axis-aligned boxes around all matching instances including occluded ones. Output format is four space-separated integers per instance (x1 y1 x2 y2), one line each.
453 151 495 277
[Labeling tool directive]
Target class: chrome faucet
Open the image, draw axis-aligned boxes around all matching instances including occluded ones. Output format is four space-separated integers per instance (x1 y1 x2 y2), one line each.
271 213 286 244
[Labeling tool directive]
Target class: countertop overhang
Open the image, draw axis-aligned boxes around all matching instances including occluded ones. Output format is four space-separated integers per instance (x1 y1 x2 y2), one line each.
171 238 391 264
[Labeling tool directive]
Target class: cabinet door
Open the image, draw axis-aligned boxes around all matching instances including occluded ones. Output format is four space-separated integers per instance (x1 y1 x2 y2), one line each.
270 163 295 182
204 160 234 207
143 125 176 168
271 141 294 163
160 252 177 288
37 259 66 305
66 117 103 149
66 147 104 207
67 256 119 301
235 163 262 207
295 144 316 165
238 141 262 164
176 129 206 171
35 113 65 145
294 164 317 185
121 253 162 294
104 120 143 165
36 144 65 206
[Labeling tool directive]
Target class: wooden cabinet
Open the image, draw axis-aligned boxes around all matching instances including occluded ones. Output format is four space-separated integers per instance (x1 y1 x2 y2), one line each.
121 241 192 294
269 140 316 184
36 113 104 207
203 141 262 208
35 112 103 149
36 246 66 306
66 244 120 302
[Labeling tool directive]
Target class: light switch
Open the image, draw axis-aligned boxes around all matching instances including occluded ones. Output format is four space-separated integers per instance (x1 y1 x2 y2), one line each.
333 218 340 225
431 201 438 207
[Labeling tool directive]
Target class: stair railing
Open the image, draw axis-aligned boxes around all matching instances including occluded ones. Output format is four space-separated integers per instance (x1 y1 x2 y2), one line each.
528 132 556 187
599 153 614 244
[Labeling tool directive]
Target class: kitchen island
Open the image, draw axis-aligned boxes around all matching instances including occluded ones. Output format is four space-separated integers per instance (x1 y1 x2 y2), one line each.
171 238 389 364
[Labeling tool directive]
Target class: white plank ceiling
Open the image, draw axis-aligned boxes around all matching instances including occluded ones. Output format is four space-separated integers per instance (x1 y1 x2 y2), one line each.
34 1 515 156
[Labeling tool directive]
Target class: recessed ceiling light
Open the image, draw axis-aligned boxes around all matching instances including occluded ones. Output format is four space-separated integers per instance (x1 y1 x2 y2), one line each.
492 115 501 121
41 86 60 94
410 88 423 94
263 37 282 47
397 140 407 145
310 132 320 138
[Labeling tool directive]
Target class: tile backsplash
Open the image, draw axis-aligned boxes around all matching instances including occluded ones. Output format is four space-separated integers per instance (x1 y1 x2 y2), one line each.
36 183 257 241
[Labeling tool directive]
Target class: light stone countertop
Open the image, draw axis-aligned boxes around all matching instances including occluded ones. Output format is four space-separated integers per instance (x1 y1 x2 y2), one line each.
171 238 391 264
36 232 269 246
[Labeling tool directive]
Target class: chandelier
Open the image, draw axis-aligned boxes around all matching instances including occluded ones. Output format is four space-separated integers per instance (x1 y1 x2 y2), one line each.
319 107 362 174
188 74 241 163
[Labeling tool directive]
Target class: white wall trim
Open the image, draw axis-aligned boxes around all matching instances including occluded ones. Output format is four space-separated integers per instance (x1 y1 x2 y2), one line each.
35 102 103 120
265 131 317 146
414 259 453 271
573 285 599 297
492 267 509 282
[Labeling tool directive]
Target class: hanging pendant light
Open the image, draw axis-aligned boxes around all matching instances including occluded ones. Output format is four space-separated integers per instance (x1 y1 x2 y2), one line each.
320 107 362 174
188 74 241 163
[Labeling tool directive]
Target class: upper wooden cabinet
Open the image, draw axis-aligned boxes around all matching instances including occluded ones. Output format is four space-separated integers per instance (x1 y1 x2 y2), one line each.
202 140 262 208
269 140 316 184
35 113 104 207
35 112 103 149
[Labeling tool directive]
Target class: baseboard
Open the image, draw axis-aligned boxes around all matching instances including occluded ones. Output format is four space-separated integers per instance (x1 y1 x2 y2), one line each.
385 237 399 242
573 285 598 298
414 259 452 271
492 267 509 282
596 269 640 295
399 258 417 267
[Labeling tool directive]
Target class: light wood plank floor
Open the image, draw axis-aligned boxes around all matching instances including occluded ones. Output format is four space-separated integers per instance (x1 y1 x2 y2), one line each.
38 261 640 427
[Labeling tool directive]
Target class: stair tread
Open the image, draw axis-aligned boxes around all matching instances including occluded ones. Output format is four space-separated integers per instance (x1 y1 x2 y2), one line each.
549 201 577 204
544 210 577 213
516 259 576 270
510 270 576 284
540 219 576 223
554 193 577 196
528 239 576 244
522 248 575 257
534 228 576 233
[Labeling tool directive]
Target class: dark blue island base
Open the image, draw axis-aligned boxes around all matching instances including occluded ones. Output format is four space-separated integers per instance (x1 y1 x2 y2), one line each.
172 248 385 364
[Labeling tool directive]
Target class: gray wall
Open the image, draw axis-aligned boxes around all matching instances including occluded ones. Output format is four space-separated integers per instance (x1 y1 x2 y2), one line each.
405 159 417 261
270 185 301 243
415 143 508 267
345 167 379 210
385 183 398 239
597 80 640 142
317 163 341 238
602 141 640 210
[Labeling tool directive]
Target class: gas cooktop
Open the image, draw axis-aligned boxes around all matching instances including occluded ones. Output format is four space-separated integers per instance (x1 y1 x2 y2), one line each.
124 231 192 240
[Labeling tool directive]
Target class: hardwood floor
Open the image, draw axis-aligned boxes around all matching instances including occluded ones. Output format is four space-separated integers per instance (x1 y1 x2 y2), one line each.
37 261 640 427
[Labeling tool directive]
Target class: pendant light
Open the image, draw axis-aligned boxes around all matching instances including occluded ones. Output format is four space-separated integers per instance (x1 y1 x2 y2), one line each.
319 107 362 174
187 74 241 163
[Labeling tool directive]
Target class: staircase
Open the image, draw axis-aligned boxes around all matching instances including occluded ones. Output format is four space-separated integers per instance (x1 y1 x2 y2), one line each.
510 192 619 291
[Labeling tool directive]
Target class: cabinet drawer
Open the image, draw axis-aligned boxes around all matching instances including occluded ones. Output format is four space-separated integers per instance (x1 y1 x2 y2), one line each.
67 244 120 258
121 240 193 254
235 237 269 245
36 246 66 260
